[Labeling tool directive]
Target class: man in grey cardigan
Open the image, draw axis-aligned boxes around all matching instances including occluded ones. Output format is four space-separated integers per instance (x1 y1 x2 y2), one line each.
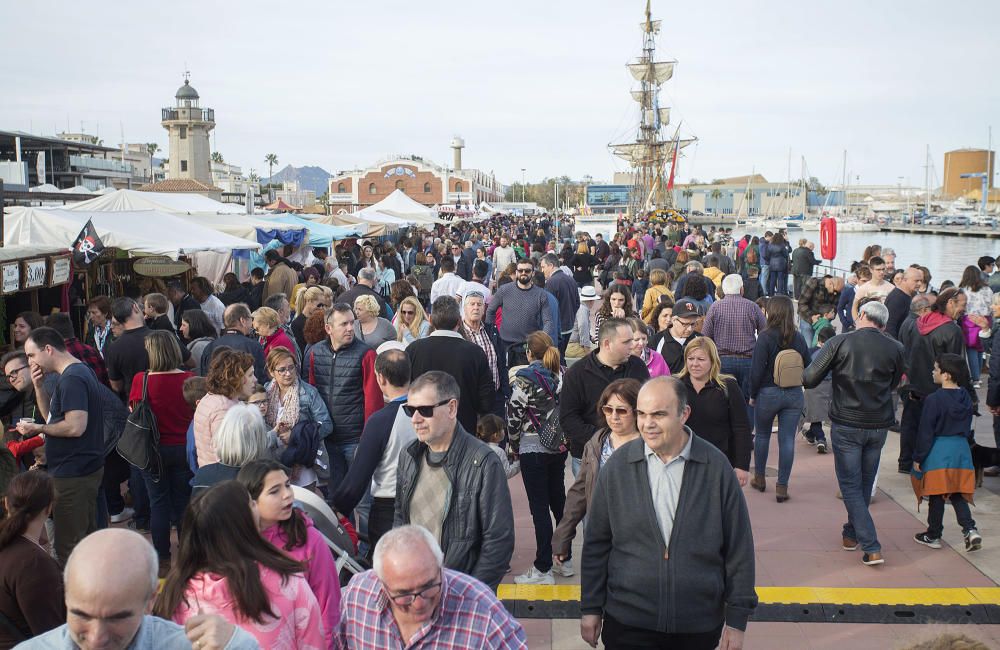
581 376 757 649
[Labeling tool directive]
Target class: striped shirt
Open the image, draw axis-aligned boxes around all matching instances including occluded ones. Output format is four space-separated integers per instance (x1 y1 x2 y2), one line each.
337 568 527 649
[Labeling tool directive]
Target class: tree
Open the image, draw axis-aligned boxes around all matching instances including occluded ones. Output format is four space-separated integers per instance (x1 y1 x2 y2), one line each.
145 143 159 182
264 153 278 200
710 188 723 215
211 151 224 164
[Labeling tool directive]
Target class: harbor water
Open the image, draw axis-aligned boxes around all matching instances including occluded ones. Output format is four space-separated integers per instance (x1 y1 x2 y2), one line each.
738 228 1000 285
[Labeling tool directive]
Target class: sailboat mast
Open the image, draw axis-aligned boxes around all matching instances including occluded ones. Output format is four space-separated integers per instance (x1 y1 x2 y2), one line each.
924 144 931 216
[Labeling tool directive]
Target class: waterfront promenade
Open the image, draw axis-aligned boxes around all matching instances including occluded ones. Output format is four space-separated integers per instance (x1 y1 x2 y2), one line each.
503 384 1000 649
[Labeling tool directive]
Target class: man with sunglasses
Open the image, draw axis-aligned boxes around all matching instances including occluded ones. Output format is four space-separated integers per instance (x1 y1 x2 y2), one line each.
339 525 526 649
394 371 514 591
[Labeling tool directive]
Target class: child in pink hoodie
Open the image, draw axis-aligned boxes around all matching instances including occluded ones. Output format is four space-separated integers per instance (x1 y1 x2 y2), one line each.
156 481 325 650
239 459 342 648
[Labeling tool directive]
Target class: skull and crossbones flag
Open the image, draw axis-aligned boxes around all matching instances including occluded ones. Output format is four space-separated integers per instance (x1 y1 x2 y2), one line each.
71 219 105 266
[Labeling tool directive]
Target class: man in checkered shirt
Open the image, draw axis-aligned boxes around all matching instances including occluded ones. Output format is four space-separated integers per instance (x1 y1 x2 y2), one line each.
337 526 527 649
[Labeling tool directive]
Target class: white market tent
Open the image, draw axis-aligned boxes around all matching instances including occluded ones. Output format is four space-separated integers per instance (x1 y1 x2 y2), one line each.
28 184 60 193
66 188 246 215
362 189 441 224
4 207 260 260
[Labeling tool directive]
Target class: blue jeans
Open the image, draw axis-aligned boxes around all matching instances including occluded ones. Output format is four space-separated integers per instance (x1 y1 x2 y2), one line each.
142 444 193 560
927 494 976 539
968 349 982 383
721 356 754 431
326 439 359 502
768 270 789 296
571 455 582 478
753 386 803 486
831 423 887 553
760 266 770 296
520 452 569 572
797 318 814 347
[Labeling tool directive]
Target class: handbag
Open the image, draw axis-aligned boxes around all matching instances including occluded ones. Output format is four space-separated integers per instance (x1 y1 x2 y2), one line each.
525 370 565 452
116 372 163 481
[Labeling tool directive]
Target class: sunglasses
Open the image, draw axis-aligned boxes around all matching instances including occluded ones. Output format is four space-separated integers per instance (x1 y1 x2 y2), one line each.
400 310 416 316
601 405 632 417
402 398 452 418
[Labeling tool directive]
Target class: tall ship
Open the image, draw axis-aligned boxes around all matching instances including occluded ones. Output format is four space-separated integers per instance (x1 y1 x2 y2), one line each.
610 0 696 217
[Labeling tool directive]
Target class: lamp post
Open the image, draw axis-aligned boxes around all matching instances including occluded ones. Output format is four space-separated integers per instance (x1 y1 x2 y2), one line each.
521 168 526 203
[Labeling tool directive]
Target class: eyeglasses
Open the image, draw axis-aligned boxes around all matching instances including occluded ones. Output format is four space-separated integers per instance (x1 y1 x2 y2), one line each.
5 366 27 380
402 398 453 418
400 310 416 316
385 580 443 607
248 399 267 406
272 365 296 375
674 320 697 330
601 405 632 417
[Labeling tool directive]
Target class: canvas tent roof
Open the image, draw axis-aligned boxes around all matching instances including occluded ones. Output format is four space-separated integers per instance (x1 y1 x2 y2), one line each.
3 207 260 259
364 189 441 224
264 198 301 212
66 188 246 214
173 213 308 243
261 215 363 246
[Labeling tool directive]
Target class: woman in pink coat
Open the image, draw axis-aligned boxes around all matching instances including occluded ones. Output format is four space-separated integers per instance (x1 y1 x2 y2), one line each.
628 317 670 378
239 459 341 648
156 481 325 650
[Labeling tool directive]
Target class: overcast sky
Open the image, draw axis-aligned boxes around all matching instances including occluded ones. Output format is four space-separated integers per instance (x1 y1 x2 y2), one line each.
5 0 998 187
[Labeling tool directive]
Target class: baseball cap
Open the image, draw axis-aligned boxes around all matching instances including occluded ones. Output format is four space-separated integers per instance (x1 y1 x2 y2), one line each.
376 341 407 355
672 298 703 319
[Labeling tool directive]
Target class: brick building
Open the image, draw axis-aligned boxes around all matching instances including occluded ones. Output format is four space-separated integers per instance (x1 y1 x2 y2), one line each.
327 147 504 213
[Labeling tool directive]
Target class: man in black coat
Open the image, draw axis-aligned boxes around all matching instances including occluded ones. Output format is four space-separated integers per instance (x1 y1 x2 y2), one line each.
559 317 649 476
197 303 267 385
791 239 820 299
406 296 495 433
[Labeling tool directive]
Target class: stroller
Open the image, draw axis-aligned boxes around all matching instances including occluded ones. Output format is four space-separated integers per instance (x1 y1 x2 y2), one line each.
291 486 369 585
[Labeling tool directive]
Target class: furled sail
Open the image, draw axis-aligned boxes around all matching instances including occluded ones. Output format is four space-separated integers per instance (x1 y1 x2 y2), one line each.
631 90 647 103
610 138 695 164
627 60 676 84
643 107 671 127
641 19 661 33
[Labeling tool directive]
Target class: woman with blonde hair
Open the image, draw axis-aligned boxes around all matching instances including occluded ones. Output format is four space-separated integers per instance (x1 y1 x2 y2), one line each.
641 268 673 323
506 331 568 585
677 336 752 485
393 296 430 345
570 241 598 289
352 294 396 349
263 346 331 489
253 306 296 359
290 286 329 353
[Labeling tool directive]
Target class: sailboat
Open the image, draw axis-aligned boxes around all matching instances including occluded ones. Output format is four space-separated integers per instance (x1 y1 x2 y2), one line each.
609 0 696 216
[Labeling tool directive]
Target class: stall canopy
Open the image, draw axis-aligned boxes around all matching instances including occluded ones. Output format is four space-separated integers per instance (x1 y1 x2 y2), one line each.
362 189 441 224
264 198 301 212
172 213 307 247
262 215 364 246
4 207 261 259
66 189 246 215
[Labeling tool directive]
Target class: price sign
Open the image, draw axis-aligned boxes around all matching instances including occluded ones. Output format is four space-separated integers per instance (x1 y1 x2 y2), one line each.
21 258 47 290
49 255 71 286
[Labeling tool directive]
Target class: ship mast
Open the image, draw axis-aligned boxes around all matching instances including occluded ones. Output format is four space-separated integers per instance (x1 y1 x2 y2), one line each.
609 0 696 216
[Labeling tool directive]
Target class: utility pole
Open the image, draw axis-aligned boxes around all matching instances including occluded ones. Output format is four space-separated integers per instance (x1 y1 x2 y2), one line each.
521 168 526 203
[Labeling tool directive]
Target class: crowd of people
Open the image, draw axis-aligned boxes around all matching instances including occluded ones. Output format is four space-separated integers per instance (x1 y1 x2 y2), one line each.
0 212 996 649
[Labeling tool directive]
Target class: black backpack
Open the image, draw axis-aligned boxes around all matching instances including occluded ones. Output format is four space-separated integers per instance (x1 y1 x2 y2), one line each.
116 373 163 481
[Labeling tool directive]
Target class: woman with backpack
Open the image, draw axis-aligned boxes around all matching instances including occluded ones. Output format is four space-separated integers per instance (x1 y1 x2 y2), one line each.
127 331 195 572
747 295 812 502
506 331 569 586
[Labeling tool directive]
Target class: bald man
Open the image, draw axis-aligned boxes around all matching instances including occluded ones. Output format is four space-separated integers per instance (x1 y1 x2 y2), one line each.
17 529 258 650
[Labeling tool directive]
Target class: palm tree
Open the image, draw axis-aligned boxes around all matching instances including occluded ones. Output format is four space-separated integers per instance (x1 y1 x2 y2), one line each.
146 143 159 182
710 188 723 216
211 151 224 164
682 188 694 212
265 153 278 200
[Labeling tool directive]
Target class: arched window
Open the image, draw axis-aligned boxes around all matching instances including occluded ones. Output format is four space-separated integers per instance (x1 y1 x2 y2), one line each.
423 182 431 193
337 182 345 193
454 182 463 192
395 180 405 192
368 182 376 194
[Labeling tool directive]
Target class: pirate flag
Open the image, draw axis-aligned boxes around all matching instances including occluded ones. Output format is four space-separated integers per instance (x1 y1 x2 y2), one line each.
71 219 105 266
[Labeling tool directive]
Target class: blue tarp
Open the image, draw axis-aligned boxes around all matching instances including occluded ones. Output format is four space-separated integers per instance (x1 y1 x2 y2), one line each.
264 214 364 246
256 224 306 248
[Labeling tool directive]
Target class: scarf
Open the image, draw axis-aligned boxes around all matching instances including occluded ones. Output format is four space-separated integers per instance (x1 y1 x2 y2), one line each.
265 379 300 429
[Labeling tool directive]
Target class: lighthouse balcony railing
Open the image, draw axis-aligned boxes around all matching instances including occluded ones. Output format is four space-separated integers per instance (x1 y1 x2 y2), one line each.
161 108 215 122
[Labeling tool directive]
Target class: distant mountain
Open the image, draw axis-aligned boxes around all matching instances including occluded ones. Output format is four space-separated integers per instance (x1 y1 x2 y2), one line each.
265 164 333 196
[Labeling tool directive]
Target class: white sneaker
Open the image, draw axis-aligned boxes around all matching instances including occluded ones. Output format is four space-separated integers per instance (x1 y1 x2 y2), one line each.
553 559 575 577
110 507 135 524
514 566 555 585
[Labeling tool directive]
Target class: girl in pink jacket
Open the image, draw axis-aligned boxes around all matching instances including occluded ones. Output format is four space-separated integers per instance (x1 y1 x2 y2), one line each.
239 459 342 647
156 481 325 650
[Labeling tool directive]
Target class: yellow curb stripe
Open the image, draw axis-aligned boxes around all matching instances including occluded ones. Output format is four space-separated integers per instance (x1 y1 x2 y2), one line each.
497 585 1000 606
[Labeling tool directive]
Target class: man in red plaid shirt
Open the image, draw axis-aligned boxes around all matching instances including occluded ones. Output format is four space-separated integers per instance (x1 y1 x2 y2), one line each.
337 525 526 649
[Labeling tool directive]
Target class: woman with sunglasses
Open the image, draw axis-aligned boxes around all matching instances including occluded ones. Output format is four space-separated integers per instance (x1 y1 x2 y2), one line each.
394 296 430 345
155 481 325 649
677 337 751 487
263 346 331 490
551 378 641 571
506 331 568 586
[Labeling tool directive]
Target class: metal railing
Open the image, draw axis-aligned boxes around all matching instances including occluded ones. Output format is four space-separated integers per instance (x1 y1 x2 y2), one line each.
161 107 215 122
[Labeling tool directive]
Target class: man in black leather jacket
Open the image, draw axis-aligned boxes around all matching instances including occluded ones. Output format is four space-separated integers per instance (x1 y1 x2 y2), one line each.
803 301 905 566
